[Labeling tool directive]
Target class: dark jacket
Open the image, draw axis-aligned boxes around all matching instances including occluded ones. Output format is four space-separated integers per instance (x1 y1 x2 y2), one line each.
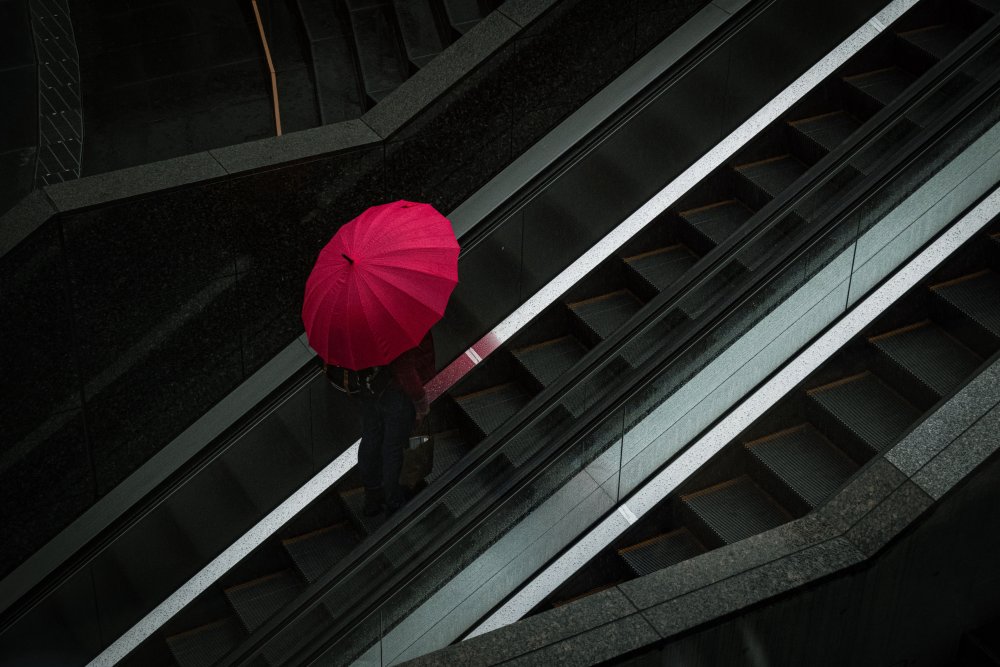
390 331 435 415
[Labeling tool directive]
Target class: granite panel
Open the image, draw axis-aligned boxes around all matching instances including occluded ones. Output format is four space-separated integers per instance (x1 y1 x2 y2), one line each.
363 11 520 139
45 153 227 210
89 350 244 495
511 11 636 124
816 457 907 534
0 411 92 578
912 405 1000 500
885 360 1000 476
509 103 574 158
618 513 838 610
418 125 513 214
519 0 636 38
508 613 660 666
210 120 380 174
0 188 55 258
241 303 304 376
635 0 711 56
0 223 80 448
496 0 561 27
843 480 934 557
62 184 237 380
640 537 864 638
404 587 638 666
383 46 516 207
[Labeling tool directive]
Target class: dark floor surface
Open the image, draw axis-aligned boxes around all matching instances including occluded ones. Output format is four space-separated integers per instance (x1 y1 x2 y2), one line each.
71 0 320 176
0 0 37 214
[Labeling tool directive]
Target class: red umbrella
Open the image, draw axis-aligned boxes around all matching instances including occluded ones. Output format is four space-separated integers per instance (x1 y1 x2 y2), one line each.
302 200 459 369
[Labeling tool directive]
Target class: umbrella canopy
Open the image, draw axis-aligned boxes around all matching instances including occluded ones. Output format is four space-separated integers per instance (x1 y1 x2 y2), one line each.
303 200 459 369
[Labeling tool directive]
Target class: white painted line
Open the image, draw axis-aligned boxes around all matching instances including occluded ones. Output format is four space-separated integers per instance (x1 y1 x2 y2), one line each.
618 505 638 525
469 184 1000 638
88 442 360 667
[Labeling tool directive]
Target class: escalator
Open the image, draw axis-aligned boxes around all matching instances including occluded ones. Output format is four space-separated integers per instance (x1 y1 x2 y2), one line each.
118 1 1000 665
2 2 849 665
539 216 1000 624
5 0 976 665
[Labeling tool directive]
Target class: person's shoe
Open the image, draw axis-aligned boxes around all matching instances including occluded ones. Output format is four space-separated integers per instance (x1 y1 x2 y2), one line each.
383 489 405 518
362 487 384 517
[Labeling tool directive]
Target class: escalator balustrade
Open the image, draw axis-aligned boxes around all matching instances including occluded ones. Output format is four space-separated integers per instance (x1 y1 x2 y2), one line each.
544 221 1000 602
151 1 1000 663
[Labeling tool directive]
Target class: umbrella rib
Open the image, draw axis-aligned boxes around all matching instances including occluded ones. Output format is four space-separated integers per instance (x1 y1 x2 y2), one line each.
362 270 451 320
354 271 394 364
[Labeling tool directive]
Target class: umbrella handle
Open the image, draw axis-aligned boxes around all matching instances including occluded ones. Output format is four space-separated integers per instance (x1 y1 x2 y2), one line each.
341 253 354 264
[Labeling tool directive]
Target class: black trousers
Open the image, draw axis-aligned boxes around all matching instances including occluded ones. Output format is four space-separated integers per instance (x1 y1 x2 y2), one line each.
357 385 415 508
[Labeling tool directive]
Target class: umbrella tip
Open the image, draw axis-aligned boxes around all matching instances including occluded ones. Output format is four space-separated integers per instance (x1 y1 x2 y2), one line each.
341 253 354 265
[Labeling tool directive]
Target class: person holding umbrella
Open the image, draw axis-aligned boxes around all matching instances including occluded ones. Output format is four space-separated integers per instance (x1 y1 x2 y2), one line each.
303 201 459 516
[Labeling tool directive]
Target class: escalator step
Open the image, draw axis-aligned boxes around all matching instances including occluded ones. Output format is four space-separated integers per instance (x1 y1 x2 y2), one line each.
166 618 245 667
679 200 754 248
843 67 915 109
283 524 359 584
225 570 304 633
552 582 620 608
617 528 705 577
513 336 588 388
425 429 468 484
788 111 861 156
745 424 857 510
296 0 365 122
347 0 408 102
454 382 532 437
930 271 1000 352
734 154 808 201
897 24 966 62
623 244 699 294
393 0 445 68
681 476 791 546
869 321 982 400
807 371 921 458
568 290 643 343
340 487 386 535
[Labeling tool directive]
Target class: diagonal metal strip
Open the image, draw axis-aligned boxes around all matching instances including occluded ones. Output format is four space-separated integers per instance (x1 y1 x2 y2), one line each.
29 0 83 184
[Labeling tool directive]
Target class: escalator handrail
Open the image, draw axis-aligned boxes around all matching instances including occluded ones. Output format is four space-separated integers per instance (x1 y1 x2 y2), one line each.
0 0 770 635
297 52 1000 666
223 13 1000 667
